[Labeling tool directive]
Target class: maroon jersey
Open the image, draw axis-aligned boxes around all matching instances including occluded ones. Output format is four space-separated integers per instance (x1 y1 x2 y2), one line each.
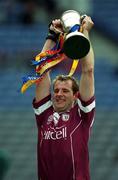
33 94 95 180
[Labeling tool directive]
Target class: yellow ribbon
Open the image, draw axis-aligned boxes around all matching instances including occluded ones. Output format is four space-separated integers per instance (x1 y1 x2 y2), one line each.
38 56 65 75
68 59 79 76
21 79 37 93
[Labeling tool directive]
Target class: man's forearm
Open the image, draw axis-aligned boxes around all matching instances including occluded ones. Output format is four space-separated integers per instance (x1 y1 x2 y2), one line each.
80 30 94 73
79 25 95 101
41 39 56 52
35 39 56 102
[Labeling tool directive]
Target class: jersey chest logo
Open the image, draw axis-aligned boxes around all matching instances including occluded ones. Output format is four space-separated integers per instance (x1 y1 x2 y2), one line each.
47 113 70 126
62 113 70 122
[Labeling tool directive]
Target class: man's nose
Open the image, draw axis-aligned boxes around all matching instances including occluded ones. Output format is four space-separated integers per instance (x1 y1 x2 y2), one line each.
57 90 63 95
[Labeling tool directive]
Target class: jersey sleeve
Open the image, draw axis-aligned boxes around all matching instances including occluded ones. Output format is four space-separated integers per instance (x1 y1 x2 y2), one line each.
77 95 96 127
32 94 52 127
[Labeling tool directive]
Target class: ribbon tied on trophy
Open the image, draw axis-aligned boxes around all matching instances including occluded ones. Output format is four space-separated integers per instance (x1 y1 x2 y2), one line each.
21 10 90 93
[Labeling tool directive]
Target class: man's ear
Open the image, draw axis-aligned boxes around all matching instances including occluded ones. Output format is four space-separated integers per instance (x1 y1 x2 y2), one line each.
74 91 79 99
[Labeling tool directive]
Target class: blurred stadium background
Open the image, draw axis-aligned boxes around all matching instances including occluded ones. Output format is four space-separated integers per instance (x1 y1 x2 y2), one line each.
0 0 118 180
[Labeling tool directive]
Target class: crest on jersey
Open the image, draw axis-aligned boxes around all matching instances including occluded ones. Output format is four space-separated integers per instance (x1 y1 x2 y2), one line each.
47 113 60 125
62 113 70 122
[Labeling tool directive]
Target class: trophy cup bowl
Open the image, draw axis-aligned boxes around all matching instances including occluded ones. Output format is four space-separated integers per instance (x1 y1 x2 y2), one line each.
61 10 90 59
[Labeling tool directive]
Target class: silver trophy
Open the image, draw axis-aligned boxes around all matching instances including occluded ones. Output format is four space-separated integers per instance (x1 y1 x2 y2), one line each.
61 10 90 59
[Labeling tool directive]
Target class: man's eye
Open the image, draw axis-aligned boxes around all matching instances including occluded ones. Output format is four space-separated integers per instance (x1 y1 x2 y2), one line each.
63 89 69 93
54 89 58 93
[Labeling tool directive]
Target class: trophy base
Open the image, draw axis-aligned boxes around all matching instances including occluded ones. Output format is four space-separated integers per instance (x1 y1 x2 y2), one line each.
63 32 90 59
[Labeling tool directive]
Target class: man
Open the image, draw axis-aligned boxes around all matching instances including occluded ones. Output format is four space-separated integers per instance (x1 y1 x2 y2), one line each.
33 14 95 180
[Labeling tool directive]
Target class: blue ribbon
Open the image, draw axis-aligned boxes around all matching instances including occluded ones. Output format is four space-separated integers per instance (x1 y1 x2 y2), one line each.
69 24 80 33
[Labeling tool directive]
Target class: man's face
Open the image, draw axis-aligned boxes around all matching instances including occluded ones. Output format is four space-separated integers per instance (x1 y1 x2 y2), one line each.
52 80 77 112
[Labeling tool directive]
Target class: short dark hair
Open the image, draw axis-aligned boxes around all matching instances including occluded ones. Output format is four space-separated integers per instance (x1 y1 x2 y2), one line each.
52 75 79 94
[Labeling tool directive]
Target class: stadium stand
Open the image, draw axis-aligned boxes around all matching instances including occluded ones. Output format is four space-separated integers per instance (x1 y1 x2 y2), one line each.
92 0 118 43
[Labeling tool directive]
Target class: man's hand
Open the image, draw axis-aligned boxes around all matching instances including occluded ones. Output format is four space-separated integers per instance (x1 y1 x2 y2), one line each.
81 15 94 32
50 19 64 34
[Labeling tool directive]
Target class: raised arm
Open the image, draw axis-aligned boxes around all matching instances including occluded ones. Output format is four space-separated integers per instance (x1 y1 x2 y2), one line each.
79 15 95 101
35 40 55 102
35 19 63 102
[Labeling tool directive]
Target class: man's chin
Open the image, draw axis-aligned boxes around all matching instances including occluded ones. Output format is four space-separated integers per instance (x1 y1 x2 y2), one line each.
54 105 65 113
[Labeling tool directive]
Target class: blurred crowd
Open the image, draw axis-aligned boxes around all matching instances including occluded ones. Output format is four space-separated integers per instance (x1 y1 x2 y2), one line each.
0 0 60 24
